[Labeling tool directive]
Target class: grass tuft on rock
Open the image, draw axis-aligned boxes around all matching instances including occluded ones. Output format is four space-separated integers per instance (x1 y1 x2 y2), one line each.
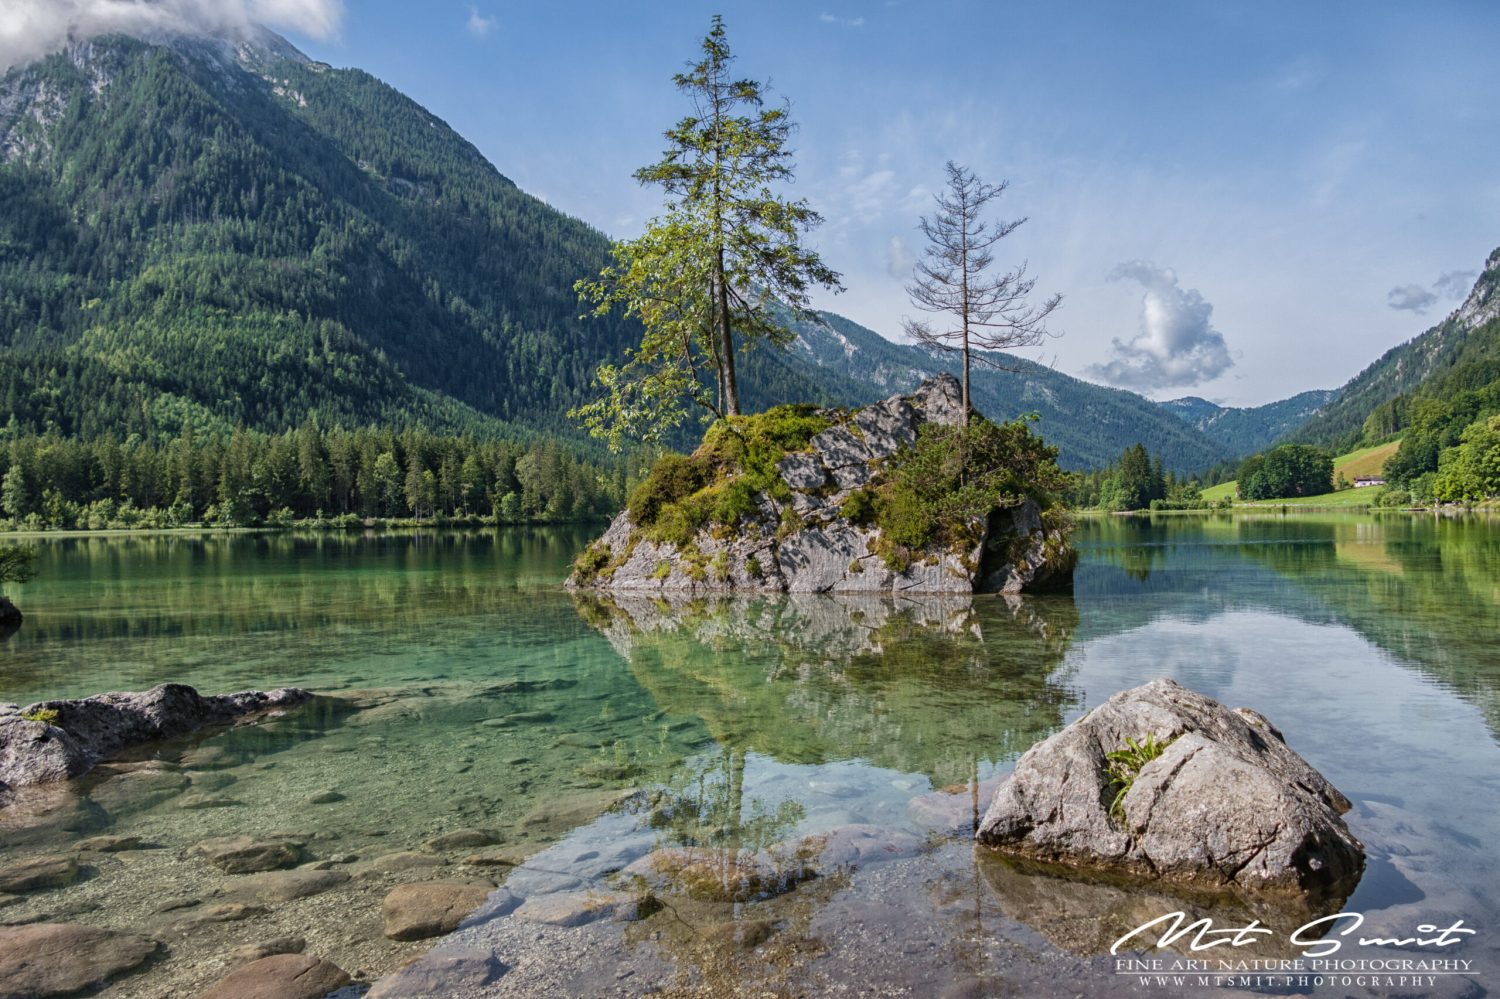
1105 732 1178 824
627 405 834 547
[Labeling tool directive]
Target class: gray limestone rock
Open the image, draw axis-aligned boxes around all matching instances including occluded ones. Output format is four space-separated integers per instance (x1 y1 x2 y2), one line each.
0 683 312 791
976 678 1364 900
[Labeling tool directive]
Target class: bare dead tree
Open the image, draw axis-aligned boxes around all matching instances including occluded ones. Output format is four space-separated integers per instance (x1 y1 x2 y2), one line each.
903 161 1062 416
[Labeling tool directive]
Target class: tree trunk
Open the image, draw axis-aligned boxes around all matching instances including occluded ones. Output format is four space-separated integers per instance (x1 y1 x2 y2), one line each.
961 332 971 418
716 247 740 416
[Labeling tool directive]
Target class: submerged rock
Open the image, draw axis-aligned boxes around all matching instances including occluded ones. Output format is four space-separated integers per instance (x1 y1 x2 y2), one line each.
0 597 20 629
382 881 495 941
0 922 159 997
0 854 80 893
190 835 305 874
0 683 312 791
193 953 349 999
976 678 1364 900
367 950 508 998
568 375 1074 596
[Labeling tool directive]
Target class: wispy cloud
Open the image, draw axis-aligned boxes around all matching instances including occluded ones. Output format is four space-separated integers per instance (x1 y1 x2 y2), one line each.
0 0 344 74
1387 269 1476 313
819 12 866 27
1434 269 1476 299
465 4 496 38
1087 262 1234 391
1386 284 1437 314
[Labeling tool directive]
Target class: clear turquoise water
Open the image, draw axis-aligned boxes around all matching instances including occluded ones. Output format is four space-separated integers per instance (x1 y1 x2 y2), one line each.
1 515 1497 997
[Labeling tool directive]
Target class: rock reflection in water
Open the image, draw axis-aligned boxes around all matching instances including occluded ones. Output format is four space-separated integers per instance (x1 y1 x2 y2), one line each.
573 590 1081 788
977 851 1352 959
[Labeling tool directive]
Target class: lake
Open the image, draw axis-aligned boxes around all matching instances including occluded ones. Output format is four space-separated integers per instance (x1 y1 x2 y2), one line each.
0 514 1496 997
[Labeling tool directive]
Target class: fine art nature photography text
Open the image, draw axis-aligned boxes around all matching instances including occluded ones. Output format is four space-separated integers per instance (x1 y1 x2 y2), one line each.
0 2 1496 998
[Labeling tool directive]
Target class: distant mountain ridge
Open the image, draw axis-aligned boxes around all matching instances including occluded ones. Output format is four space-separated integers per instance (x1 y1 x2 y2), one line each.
1156 390 1336 459
785 311 1234 471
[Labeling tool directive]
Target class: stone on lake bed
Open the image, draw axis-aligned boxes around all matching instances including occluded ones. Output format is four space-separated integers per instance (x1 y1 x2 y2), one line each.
221 868 350 904
190 835 304 874
229 935 305 965
512 889 642 927
462 845 538 869
621 848 813 904
422 828 501 852
192 953 350 999
975 678 1364 900
518 788 635 837
382 881 495 941
73 834 145 853
367 949 508 997
0 922 160 998
170 903 267 929
0 854 81 893
307 790 345 804
361 851 448 876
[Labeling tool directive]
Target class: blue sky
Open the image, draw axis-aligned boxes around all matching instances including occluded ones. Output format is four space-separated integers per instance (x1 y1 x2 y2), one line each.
16 0 1497 406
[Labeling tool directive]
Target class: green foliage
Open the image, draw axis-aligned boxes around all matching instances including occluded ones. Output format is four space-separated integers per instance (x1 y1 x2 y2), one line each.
838 488 876 524
1238 444 1333 500
1105 732 1178 823
572 541 613 584
1431 415 1500 502
0 427 623 531
20 707 60 725
625 406 832 547
0 545 38 584
867 417 1069 569
572 16 840 444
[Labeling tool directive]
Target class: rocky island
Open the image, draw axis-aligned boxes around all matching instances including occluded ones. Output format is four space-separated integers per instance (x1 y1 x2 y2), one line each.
568 375 1075 595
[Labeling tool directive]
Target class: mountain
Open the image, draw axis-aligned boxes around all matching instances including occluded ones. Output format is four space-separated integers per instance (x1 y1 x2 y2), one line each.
785 312 1232 472
1156 389 1335 459
0 30 1227 472
1283 247 1500 452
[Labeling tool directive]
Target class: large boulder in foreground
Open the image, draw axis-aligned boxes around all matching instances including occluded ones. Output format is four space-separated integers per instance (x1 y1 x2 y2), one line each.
976 678 1363 900
569 375 1074 595
0 683 312 792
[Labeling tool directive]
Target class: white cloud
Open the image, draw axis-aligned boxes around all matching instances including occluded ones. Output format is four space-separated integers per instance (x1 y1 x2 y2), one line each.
1386 283 1438 314
465 5 496 39
819 12 866 27
0 0 343 73
1087 261 1234 392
